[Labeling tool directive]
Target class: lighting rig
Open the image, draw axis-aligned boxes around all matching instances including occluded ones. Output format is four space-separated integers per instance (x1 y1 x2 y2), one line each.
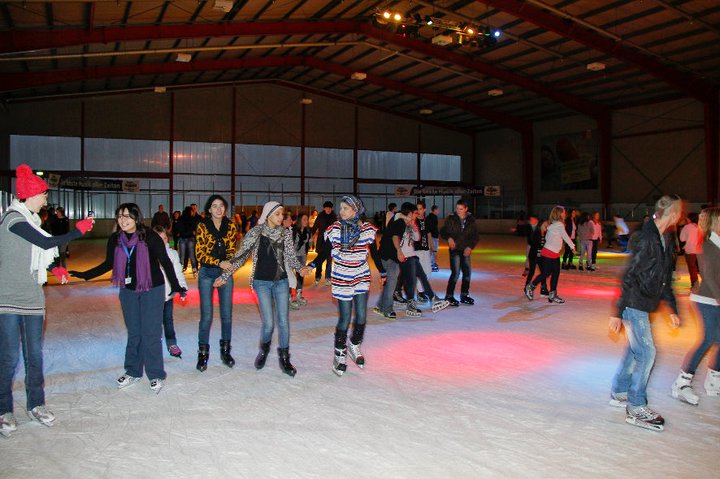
374 9 501 48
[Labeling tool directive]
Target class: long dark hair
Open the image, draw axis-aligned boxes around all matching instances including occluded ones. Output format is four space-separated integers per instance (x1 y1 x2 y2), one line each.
114 202 147 242
204 194 229 216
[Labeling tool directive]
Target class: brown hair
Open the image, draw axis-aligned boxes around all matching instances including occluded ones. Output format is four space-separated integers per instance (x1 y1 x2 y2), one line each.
548 206 565 223
698 207 720 241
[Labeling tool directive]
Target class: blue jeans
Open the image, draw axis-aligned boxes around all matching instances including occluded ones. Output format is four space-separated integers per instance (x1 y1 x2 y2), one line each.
579 239 593 267
198 266 234 345
163 299 177 348
0 314 45 414
431 237 439 267
337 293 368 331
119 285 166 380
682 302 720 373
401 256 434 299
446 250 471 297
178 237 197 271
254 278 290 348
377 259 401 313
612 307 656 407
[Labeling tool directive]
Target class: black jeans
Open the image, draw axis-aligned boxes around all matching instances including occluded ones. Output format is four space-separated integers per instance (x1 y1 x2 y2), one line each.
525 254 548 291
562 242 575 265
314 240 332 281
446 249 471 298
591 239 599 264
401 256 435 300
533 256 561 292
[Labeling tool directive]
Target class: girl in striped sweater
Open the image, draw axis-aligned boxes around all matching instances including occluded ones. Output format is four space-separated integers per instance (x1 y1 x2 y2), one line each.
525 206 575 303
326 195 377 376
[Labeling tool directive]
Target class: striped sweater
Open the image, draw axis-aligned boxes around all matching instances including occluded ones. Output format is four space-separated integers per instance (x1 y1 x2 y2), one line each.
326 221 377 301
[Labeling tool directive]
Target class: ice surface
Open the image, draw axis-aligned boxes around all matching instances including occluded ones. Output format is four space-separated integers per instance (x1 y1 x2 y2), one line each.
2 236 718 478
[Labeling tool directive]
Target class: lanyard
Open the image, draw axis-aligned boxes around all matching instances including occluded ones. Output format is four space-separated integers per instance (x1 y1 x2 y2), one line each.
121 242 136 278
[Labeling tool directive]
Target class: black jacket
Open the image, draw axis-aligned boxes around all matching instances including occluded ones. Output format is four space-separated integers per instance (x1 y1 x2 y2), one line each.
440 213 479 252
615 219 678 317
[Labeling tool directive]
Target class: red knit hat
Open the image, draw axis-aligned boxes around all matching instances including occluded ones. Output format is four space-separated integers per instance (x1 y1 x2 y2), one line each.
15 164 49 199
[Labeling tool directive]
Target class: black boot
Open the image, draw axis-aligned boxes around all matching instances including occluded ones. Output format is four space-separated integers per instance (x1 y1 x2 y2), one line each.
277 347 297 377
196 343 209 372
254 341 271 370
333 329 348 376
219 340 235 368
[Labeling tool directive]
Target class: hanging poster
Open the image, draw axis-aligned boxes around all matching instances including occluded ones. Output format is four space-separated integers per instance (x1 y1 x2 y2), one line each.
540 130 599 191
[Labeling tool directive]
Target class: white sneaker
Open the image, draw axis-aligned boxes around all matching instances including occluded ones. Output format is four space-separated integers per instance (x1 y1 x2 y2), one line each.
117 374 141 389
1 412 18 437
150 378 164 394
671 371 699 405
27 406 55 427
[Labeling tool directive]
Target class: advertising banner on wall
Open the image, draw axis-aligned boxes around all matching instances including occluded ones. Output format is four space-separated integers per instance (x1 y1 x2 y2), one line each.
46 175 140 192
540 130 599 191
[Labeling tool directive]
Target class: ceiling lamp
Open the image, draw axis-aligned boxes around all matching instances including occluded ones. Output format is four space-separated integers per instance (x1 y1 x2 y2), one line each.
300 98 313 105
488 88 504 97
350 72 367 81
419 108 433 115
587 62 606 71
213 0 234 13
154 86 167 93
176 53 192 63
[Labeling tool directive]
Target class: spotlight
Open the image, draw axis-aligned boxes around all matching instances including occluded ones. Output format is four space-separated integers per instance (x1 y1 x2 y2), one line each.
425 16 433 25
382 11 391 20
466 26 475 35
393 12 403 22
494 30 501 38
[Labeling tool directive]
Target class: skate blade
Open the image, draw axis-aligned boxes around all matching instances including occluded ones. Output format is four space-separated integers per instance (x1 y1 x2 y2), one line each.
431 301 450 313
625 417 664 431
405 311 422 318
332 366 346 377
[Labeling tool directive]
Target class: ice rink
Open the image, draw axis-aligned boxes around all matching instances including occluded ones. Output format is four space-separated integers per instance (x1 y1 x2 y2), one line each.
3 235 718 478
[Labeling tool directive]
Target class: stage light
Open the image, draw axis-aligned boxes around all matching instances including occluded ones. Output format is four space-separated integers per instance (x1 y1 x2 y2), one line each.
382 11 391 20
466 27 475 35
425 16 433 25
393 12 403 22
494 30 501 38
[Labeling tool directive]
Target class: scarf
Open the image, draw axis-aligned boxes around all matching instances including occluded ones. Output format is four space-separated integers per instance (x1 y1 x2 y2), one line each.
7 199 58 285
339 194 364 249
112 231 152 292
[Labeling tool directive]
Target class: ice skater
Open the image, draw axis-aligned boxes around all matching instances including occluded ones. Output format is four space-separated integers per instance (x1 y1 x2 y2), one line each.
671 206 720 405
440 199 479 306
0 165 94 437
152 226 188 359
608 195 683 431
194 195 238 372
325 195 377 376
524 206 575 304
70 203 185 395
290 213 312 309
214 201 313 377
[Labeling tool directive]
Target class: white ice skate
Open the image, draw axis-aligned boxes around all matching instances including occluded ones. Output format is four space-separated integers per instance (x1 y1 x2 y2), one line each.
608 391 627 408
27 406 55 427
0 413 17 438
625 405 664 431
705 369 720 396
348 341 365 368
333 347 347 377
671 371 699 405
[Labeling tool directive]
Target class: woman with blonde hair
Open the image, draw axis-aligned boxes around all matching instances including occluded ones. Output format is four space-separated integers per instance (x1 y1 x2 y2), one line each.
671 206 720 404
524 206 575 303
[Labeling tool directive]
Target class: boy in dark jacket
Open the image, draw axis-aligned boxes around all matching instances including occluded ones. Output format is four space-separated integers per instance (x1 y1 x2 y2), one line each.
608 195 683 431
440 199 479 306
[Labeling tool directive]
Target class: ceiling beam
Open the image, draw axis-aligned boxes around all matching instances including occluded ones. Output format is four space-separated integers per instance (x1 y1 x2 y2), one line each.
0 20 607 117
476 0 717 103
0 55 530 132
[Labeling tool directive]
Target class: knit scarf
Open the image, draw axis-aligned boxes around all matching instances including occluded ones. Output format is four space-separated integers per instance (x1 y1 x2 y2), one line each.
112 231 152 292
7 199 58 285
340 214 362 250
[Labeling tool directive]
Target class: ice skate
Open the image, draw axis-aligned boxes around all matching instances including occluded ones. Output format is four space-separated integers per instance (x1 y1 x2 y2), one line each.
608 391 628 408
196 344 209 372
296 294 307 306
117 373 141 389
393 291 408 310
220 340 235 368
431 296 450 313
333 347 348 376
705 369 720 396
348 341 364 368
625 405 664 431
445 296 460 307
278 347 297 377
548 291 565 304
289 299 300 310
0 413 17 438
168 344 182 359
149 378 164 395
405 301 422 318
540 287 549 298
27 406 55 427
460 295 475 305
671 371 699 405
524 283 535 300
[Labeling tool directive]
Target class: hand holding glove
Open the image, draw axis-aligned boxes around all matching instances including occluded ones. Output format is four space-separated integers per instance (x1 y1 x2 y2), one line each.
51 266 69 284
75 217 94 234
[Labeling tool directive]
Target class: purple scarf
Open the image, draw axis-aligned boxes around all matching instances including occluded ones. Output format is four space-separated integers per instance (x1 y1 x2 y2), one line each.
112 232 152 292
